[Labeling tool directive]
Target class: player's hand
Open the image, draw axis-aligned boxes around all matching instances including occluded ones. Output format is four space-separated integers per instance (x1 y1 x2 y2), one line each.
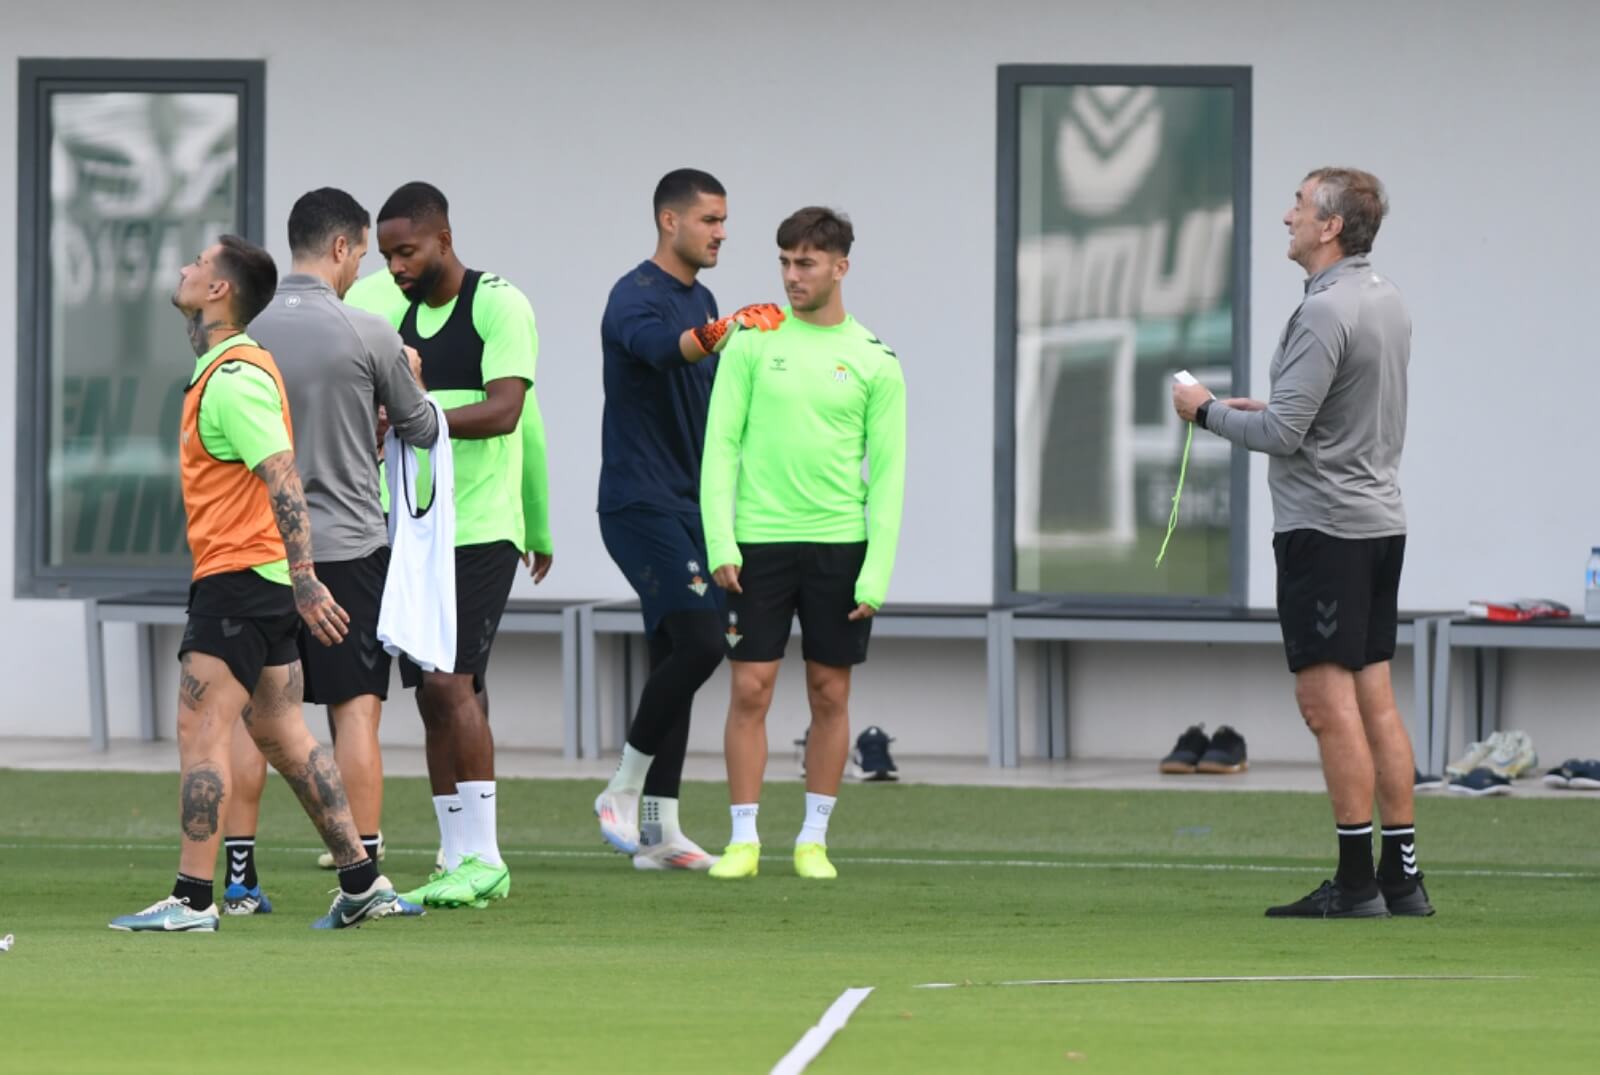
375 405 390 458
522 551 553 584
403 345 426 388
713 564 742 593
1218 397 1266 412
847 602 877 622
1171 382 1213 423
690 303 786 355
294 574 350 646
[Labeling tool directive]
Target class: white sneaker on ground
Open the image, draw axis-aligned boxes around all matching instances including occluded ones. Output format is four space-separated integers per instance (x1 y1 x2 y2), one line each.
1446 732 1504 778
1485 730 1538 778
595 789 641 854
632 831 718 871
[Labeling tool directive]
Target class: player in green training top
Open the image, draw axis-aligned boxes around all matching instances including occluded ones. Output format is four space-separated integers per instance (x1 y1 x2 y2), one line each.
345 182 552 909
700 206 906 881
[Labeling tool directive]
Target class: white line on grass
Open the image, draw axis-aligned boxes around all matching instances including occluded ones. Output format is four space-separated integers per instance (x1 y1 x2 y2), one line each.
0 843 1591 881
770 987 874 1075
915 974 1527 989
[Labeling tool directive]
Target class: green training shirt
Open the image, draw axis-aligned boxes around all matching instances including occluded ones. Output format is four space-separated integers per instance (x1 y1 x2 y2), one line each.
191 333 291 585
700 310 907 608
346 272 552 552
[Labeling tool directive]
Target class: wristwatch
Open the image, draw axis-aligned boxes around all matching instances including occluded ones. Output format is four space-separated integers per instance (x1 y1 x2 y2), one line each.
1195 399 1212 429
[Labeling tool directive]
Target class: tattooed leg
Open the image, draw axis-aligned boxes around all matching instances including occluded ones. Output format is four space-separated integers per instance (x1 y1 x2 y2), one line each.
174 651 250 880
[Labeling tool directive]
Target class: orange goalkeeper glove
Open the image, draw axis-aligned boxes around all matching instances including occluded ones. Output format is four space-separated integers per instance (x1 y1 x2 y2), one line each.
690 302 785 356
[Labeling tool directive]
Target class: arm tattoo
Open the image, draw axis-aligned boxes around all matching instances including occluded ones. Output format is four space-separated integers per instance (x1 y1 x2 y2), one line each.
253 453 317 594
180 764 225 842
279 744 362 864
179 653 208 711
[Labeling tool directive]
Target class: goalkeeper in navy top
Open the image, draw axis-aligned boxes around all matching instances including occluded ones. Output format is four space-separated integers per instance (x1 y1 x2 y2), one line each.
1173 168 1430 920
591 169 784 870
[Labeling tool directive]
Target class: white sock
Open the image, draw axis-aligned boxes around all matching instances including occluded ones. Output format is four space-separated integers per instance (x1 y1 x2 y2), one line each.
641 795 679 847
730 802 760 845
431 793 464 871
457 780 502 867
607 744 653 794
797 792 836 847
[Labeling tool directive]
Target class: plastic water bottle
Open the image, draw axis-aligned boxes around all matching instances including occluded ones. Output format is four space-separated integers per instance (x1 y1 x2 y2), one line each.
1587 548 1600 619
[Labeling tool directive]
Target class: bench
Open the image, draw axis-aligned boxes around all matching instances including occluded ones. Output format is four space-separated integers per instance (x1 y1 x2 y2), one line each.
991 606 1443 769
579 601 1001 762
1428 616 1600 774
83 595 583 756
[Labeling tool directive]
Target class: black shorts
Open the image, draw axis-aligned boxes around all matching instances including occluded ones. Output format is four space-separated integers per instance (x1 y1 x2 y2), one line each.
400 540 520 690
726 542 871 667
599 507 725 636
298 547 391 706
1273 529 1406 674
179 569 300 695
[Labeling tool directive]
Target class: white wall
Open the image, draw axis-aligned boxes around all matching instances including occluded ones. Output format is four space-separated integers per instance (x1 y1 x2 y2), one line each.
6 0 1599 754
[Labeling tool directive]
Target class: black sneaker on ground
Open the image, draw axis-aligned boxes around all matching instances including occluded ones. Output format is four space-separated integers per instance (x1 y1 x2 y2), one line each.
853 726 898 782
1159 725 1210 773
1414 768 1445 792
1196 726 1248 774
1542 761 1577 789
1448 766 1512 797
1265 879 1390 918
1379 874 1436 917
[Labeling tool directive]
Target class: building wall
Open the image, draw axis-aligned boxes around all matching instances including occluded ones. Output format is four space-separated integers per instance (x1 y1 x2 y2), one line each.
5 0 1598 759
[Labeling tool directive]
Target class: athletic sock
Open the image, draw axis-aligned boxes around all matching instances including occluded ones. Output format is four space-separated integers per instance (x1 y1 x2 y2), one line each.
432 793 464 871
457 780 503 867
337 856 379 896
1378 824 1419 885
606 744 654 795
1335 821 1376 891
641 795 679 848
797 792 836 847
360 833 381 867
730 803 760 845
223 835 257 890
172 872 213 910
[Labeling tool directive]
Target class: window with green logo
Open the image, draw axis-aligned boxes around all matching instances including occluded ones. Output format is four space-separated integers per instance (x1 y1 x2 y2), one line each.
995 66 1251 606
15 61 264 597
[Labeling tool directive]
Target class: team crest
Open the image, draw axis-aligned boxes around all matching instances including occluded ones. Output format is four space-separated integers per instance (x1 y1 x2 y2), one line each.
689 575 708 597
725 611 742 648
832 364 849 383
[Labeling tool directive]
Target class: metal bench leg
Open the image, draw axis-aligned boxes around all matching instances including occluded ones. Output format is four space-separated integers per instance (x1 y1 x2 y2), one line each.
84 599 108 752
1428 618 1453 775
1408 617 1431 762
985 611 1007 768
137 623 158 741
1480 647 1502 736
561 605 583 761
579 605 601 759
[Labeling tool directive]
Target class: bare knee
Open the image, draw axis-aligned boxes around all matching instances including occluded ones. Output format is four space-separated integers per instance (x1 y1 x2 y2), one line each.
729 663 777 721
805 666 850 724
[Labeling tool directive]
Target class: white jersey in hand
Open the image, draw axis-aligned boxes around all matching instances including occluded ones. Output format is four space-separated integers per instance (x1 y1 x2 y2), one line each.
378 399 456 672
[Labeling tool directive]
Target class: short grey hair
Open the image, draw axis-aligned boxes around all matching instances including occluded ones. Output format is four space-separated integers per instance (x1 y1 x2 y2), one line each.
1304 167 1389 256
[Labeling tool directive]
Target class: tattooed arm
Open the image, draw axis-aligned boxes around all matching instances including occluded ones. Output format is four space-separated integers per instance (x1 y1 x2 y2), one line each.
252 450 350 646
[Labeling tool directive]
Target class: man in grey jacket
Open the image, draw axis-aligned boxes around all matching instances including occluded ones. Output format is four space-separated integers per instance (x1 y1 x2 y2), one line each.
218 187 438 913
1173 167 1431 920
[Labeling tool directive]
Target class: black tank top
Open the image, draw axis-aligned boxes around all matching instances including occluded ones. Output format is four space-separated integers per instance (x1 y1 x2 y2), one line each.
399 269 487 391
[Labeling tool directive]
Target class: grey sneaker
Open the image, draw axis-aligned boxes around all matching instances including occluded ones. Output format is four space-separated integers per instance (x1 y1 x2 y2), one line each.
109 895 220 933
311 876 401 930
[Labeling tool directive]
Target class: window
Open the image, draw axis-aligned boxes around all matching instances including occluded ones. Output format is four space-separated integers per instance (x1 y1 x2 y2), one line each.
15 60 264 597
994 65 1251 606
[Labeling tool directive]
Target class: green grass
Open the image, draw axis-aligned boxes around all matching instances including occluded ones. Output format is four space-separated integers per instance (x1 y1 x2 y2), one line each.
1 771 1596 1073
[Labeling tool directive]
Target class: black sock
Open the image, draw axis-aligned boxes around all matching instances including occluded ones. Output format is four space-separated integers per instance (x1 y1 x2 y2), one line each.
172 872 214 909
1335 822 1375 891
338 856 380 895
224 835 257 891
630 612 724 798
361 834 381 865
1378 824 1419 885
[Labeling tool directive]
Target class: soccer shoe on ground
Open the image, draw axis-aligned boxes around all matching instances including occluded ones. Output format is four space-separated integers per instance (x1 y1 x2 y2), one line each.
318 830 385 870
1446 732 1504 778
1265 879 1390 919
1483 730 1538 778
1414 768 1445 792
633 831 718 871
417 855 510 908
1448 766 1512 797
794 842 838 880
311 876 401 929
595 789 641 854
1196 725 1248 774
399 868 458 908
708 842 761 880
1159 724 1210 773
852 726 899 782
222 883 273 915
109 896 220 933
1380 874 1436 917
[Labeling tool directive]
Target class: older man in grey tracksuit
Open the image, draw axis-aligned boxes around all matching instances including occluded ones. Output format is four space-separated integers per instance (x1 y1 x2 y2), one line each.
1174 167 1431 921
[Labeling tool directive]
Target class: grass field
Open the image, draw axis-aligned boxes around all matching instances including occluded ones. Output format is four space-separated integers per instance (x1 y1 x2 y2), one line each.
1 770 1596 1073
